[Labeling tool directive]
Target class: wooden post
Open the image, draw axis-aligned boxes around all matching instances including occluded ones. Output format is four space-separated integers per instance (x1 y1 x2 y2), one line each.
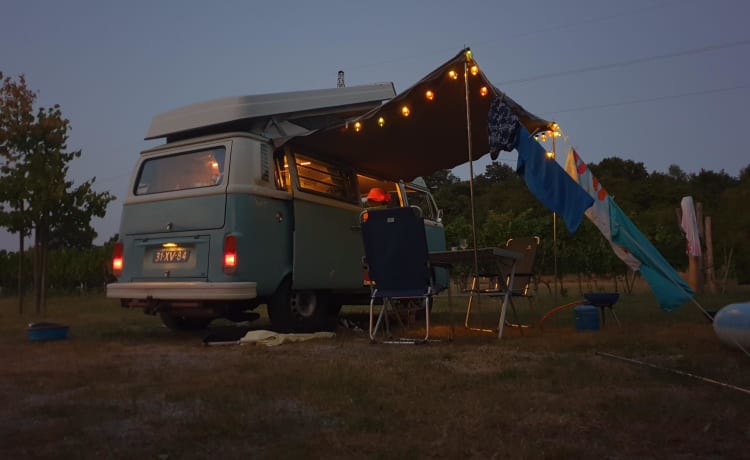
704 216 716 293
694 202 705 294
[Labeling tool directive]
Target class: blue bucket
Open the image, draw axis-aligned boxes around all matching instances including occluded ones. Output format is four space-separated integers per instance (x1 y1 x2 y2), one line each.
27 322 70 341
574 305 600 331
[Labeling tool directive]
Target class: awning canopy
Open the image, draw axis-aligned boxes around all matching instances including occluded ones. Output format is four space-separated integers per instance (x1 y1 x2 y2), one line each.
284 48 554 181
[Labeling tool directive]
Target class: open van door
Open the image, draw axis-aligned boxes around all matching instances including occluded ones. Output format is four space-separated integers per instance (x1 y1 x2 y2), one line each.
290 152 365 289
267 151 366 331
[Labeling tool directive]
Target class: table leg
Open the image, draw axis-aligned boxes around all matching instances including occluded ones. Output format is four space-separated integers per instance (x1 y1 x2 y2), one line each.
497 260 517 339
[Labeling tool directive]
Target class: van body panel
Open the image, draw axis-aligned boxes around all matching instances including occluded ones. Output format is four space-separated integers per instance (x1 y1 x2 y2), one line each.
119 194 226 235
424 220 449 291
292 195 365 290
223 193 293 297
403 182 449 292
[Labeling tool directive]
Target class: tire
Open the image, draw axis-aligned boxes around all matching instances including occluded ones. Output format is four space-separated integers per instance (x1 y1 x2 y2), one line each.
267 278 328 333
159 312 212 331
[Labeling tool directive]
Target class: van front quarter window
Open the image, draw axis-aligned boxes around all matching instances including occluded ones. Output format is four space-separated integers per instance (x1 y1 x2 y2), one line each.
274 153 290 191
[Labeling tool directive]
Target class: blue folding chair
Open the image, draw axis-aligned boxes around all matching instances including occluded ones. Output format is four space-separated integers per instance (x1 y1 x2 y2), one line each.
360 207 435 343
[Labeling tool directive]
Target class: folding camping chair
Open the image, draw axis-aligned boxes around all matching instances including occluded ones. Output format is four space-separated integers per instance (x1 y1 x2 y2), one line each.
502 236 541 310
465 236 540 331
360 207 435 344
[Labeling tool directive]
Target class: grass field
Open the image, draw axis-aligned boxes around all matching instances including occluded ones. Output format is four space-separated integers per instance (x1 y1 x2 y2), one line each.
1 283 749 459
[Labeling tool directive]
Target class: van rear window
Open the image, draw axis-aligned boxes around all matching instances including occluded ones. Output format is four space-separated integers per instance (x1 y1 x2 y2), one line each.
135 147 226 195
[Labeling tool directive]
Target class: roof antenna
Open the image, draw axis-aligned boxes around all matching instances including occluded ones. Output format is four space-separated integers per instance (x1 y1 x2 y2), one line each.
337 70 345 88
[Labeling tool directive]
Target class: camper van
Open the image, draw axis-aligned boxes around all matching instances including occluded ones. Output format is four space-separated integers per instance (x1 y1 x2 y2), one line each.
106 84 447 332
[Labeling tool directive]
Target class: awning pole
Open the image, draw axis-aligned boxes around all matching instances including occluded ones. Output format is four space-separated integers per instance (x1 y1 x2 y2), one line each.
464 53 479 278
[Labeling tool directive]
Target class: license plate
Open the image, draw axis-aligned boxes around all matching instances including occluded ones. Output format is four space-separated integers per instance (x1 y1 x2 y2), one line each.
153 248 191 263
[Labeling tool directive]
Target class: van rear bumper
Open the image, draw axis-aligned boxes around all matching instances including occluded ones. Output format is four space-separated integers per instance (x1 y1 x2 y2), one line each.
106 281 257 300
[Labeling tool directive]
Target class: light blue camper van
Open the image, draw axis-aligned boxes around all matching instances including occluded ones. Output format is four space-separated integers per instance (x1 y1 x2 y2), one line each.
106 84 447 332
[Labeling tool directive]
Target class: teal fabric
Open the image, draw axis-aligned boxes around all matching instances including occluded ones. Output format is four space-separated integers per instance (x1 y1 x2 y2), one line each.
608 197 694 311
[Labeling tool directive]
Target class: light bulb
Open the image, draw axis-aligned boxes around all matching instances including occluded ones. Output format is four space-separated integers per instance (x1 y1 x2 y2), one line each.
378 117 385 127
470 65 479 76
425 90 435 100
401 105 410 117
479 86 488 96
354 121 362 132
448 70 458 80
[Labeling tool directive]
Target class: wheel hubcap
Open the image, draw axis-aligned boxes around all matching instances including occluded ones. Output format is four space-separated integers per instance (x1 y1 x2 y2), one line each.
290 291 317 319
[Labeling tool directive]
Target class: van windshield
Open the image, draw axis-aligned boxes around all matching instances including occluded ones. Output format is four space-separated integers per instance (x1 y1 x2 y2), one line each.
135 147 226 195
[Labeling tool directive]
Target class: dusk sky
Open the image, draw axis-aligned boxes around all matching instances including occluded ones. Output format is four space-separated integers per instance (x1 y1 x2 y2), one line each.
1 0 748 250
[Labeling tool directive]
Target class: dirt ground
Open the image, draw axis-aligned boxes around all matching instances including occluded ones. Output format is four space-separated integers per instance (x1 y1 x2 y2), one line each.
1 297 750 459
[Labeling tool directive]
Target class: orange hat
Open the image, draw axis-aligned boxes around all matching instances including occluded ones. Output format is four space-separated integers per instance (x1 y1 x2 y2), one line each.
366 187 391 203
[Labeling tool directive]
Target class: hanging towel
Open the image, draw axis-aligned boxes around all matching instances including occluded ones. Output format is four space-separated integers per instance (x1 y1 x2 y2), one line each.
515 126 593 233
680 196 702 256
487 97 521 159
565 148 641 270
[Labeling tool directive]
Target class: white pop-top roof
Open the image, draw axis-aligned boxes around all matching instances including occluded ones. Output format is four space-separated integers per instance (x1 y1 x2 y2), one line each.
145 82 396 141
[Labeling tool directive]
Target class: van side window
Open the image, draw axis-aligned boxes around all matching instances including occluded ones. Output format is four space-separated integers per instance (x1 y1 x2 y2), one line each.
135 147 225 195
294 153 357 203
274 153 290 191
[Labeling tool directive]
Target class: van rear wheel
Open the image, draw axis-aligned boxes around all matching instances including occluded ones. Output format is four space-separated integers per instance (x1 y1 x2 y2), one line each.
268 278 328 333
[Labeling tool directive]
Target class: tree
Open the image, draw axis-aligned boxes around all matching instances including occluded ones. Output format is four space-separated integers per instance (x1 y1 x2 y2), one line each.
481 161 516 183
667 164 688 182
0 72 35 312
0 72 115 312
425 169 460 189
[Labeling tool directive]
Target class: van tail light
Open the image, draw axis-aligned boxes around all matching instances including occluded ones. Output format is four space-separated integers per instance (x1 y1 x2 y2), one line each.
223 235 237 275
112 242 124 277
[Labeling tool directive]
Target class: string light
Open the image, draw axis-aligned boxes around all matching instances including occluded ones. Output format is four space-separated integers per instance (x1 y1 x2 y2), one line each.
345 51 510 137
536 124 564 143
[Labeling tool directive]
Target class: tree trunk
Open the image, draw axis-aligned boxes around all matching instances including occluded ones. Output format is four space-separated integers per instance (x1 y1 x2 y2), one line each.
33 230 42 314
694 202 705 294
17 231 24 315
704 216 716 294
41 239 48 312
